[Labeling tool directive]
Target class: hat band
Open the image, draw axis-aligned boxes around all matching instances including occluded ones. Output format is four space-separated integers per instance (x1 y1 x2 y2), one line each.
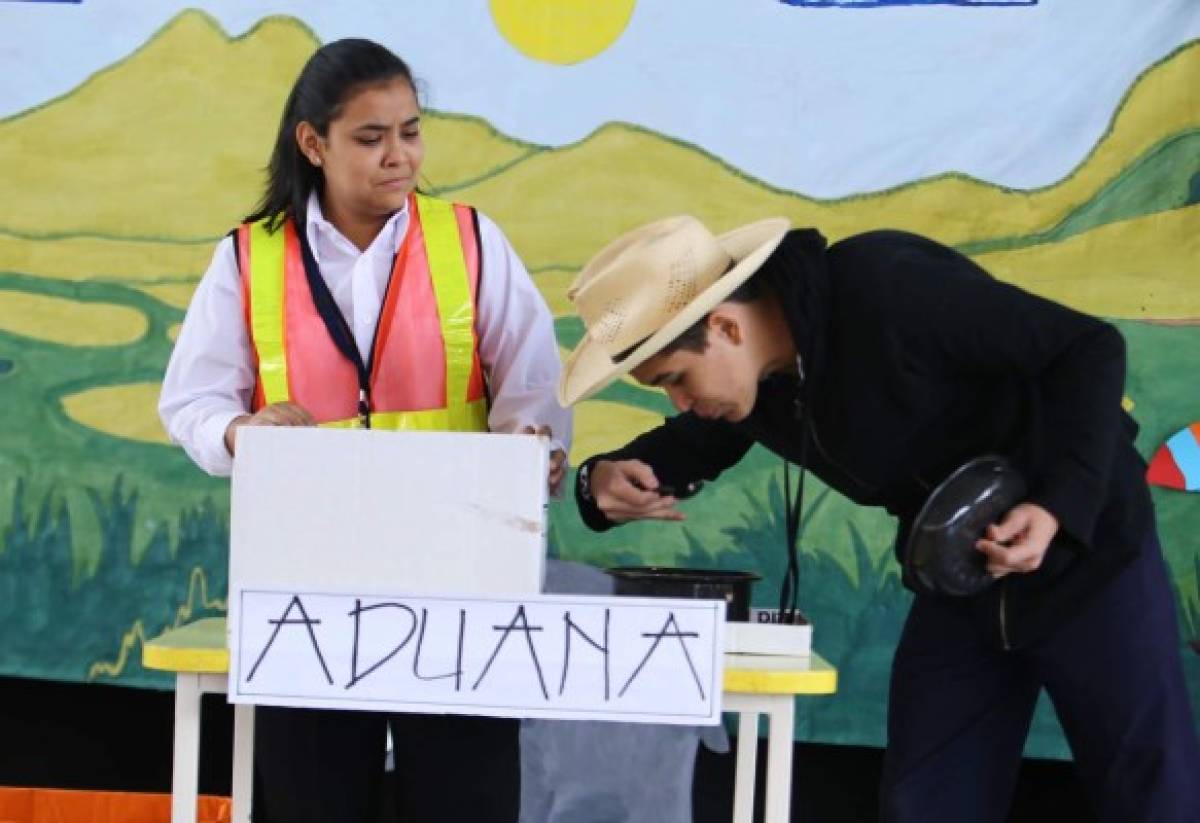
611 335 651 364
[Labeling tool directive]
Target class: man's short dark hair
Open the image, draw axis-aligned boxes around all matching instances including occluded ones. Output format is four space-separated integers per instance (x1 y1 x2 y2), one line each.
656 271 772 356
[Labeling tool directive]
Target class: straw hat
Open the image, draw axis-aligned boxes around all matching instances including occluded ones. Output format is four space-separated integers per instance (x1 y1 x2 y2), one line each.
557 215 789 406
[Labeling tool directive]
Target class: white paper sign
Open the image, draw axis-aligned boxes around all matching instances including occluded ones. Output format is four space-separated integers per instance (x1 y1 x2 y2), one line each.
229 588 725 725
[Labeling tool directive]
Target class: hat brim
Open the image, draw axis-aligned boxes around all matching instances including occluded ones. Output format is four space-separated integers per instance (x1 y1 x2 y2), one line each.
557 217 790 407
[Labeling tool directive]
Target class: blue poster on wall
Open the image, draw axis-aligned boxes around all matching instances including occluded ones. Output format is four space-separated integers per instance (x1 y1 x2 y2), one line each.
780 0 1035 6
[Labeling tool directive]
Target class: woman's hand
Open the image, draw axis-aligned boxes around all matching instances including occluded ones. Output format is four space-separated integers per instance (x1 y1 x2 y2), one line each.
224 402 317 455
588 459 685 524
520 425 567 496
975 502 1059 578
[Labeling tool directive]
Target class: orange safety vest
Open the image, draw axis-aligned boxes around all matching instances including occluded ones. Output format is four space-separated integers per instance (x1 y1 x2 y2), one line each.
235 192 489 432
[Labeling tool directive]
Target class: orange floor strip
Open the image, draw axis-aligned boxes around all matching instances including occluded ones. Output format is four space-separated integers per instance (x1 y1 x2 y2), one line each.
0 787 230 823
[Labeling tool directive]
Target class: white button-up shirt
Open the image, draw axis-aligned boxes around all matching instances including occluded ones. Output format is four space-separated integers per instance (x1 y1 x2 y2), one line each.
159 193 571 477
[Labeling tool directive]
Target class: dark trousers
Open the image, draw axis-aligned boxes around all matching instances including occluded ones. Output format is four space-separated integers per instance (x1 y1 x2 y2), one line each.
253 709 519 823
881 532 1200 822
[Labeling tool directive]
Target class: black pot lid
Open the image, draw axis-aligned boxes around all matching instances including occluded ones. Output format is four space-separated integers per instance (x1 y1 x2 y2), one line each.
904 455 1027 597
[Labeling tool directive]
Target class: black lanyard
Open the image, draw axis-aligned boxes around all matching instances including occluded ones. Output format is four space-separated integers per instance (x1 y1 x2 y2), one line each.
295 225 399 429
780 460 804 624
779 386 810 625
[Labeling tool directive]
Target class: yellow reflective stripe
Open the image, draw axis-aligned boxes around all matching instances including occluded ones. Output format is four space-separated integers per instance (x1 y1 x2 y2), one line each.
318 399 488 432
247 221 290 405
414 193 475 410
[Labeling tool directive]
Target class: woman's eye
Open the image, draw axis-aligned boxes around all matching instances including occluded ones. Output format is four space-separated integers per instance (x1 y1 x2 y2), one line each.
402 130 420 140
357 136 381 146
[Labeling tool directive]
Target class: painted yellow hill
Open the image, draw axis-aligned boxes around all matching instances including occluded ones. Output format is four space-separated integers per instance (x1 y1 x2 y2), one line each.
532 269 575 315
0 11 538 241
421 112 541 194
0 230 214 309
0 11 312 239
976 203 1200 319
0 231 213 282
570 400 664 466
0 291 147 345
61 383 170 444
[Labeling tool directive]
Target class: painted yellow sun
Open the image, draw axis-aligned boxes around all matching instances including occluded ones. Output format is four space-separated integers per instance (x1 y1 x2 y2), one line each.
490 0 637 65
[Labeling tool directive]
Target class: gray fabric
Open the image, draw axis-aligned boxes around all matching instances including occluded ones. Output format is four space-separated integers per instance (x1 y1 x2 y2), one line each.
519 560 727 823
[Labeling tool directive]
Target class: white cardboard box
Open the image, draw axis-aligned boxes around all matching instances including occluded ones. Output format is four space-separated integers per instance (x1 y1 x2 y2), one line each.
228 427 548 597
725 609 812 657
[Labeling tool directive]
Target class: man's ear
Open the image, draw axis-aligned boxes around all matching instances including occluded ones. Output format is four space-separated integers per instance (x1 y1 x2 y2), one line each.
707 305 743 346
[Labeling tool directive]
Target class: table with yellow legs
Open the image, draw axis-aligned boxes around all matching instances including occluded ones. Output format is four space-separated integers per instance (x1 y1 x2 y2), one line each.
145 618 837 823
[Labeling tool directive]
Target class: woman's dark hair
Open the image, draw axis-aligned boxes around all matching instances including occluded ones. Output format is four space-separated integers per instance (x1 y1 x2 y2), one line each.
245 38 416 232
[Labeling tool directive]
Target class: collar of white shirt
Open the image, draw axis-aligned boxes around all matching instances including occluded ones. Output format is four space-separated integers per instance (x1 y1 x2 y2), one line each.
303 190 409 266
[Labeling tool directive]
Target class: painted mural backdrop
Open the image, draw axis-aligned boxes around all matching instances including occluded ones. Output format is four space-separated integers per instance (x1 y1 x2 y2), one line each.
1 0 1198 757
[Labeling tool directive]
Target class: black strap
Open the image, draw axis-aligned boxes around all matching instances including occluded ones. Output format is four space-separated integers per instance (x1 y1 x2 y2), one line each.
779 395 810 624
295 225 396 429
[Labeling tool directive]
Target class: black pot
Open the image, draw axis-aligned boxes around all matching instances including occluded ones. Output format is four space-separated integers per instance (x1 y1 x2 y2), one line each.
606 566 761 622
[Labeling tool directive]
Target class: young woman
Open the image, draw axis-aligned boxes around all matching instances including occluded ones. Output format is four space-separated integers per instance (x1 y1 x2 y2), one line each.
160 38 569 823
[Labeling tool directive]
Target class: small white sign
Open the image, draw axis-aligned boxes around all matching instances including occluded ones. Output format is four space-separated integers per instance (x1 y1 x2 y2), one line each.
229 588 725 725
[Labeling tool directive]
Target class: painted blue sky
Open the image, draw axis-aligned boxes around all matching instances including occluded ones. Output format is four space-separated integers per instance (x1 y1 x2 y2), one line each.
2 0 1198 197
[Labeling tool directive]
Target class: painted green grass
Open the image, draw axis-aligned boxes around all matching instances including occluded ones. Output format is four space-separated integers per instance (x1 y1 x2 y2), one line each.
0 272 222 571
0 474 228 687
0 270 229 686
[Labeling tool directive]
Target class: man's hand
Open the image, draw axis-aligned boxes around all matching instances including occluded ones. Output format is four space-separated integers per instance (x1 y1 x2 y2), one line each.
224 402 317 455
520 425 567 496
976 502 1059 578
589 459 685 524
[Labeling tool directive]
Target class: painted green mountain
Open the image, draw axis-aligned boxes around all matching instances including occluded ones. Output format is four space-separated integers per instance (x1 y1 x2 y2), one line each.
960 128 1200 256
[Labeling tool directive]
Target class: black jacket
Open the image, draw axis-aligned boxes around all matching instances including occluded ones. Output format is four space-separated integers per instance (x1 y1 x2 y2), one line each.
576 229 1154 649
